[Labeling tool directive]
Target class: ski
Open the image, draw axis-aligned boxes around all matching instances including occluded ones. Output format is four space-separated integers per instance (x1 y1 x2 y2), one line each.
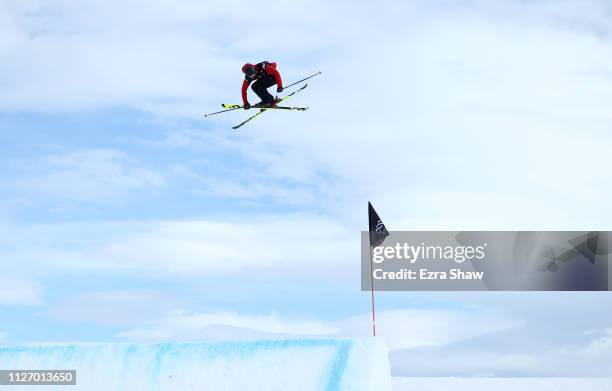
232 83 309 130
222 104 309 111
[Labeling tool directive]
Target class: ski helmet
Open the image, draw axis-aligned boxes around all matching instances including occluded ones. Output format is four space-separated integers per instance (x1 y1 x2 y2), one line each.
242 63 256 78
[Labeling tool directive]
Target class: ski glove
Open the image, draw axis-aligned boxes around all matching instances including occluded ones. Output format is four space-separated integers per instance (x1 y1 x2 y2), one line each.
244 102 250 110
277 86 283 93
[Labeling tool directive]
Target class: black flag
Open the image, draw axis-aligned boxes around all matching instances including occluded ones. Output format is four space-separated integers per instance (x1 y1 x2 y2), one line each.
368 202 389 248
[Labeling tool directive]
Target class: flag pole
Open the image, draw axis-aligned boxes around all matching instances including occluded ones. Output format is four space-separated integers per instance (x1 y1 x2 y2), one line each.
367 201 387 338
369 244 376 337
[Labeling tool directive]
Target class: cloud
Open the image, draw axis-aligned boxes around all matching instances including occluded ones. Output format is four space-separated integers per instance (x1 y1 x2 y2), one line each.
391 348 540 377
14 148 165 201
118 310 339 341
339 309 523 351
129 127 340 208
390 326 612 377
575 327 612 359
48 290 179 326
393 377 612 391
103 217 351 276
0 278 44 306
0 217 357 277
381 299 612 377
116 308 521 351
192 179 317 205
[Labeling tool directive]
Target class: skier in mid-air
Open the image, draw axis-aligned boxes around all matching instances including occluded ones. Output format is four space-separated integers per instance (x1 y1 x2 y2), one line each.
241 61 283 109
205 68 319 129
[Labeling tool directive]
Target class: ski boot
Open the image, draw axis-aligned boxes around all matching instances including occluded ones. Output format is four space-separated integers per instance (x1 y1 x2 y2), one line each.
253 97 281 109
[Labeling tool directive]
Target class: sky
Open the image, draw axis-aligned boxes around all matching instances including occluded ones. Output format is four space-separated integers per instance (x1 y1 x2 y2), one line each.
1 0 612 378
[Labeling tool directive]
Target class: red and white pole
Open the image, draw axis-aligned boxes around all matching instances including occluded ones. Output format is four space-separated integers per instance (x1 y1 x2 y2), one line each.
369 246 376 337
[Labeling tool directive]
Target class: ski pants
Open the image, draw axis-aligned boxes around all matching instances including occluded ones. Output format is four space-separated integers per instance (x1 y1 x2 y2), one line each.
251 75 277 104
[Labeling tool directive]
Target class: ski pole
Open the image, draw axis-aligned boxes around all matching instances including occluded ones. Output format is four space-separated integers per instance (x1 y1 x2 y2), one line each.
282 71 321 90
204 107 240 117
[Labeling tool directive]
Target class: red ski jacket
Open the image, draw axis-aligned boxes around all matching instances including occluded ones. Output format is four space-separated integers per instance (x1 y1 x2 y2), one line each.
241 61 283 104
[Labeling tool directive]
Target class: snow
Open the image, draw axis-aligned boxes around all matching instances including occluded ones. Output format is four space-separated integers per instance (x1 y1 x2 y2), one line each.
0 338 391 390
393 377 612 391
